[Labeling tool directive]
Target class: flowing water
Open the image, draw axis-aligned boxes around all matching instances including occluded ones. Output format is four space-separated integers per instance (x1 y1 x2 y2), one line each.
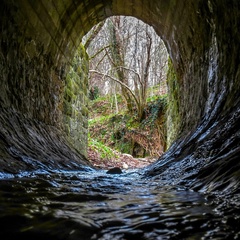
0 168 239 240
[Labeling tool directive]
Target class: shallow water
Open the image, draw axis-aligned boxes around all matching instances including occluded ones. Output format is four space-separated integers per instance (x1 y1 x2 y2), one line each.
0 168 239 240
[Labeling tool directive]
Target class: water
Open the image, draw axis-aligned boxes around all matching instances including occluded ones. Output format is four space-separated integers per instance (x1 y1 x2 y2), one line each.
0 168 239 239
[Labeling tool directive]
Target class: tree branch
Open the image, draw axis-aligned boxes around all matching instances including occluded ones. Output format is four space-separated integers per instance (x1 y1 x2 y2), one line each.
84 20 105 49
89 69 140 108
89 45 110 60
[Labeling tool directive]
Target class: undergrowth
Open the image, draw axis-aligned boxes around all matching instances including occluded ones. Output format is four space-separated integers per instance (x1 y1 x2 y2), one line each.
88 92 168 159
88 134 119 160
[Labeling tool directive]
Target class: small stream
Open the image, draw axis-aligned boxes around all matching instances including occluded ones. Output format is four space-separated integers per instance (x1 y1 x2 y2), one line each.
0 168 239 239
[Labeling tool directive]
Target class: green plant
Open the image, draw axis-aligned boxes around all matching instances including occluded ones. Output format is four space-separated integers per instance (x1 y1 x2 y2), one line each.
141 94 168 129
89 86 99 100
88 134 119 160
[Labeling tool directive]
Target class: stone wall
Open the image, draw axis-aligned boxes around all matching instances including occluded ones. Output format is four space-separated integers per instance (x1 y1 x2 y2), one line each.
166 59 181 148
0 1 64 126
63 44 89 157
0 1 92 159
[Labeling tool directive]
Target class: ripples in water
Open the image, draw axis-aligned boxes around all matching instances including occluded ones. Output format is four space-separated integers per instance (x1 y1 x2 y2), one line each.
0 169 239 239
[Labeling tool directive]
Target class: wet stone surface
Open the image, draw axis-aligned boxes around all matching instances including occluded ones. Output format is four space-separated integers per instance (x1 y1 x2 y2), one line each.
0 168 239 240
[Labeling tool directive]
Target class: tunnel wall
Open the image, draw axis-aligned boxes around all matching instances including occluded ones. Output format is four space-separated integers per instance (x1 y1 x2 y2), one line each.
0 2 63 125
63 44 89 157
0 0 239 191
0 0 94 172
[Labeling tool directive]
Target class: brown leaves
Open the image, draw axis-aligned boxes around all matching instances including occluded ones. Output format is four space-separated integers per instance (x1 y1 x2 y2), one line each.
88 148 155 170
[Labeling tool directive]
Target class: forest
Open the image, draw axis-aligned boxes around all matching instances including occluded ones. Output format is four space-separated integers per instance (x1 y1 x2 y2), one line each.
82 16 170 169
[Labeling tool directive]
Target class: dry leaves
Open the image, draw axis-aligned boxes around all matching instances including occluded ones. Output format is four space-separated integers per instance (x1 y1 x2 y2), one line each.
88 148 156 170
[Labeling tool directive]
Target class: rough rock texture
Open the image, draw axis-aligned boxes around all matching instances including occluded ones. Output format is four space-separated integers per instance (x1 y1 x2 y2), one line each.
63 44 89 157
0 0 239 195
0 107 91 175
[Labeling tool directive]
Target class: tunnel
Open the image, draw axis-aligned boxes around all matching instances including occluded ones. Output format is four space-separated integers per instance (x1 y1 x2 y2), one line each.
0 0 240 193
0 1 240 238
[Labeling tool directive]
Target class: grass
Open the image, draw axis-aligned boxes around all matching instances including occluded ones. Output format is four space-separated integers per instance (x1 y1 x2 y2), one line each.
88 135 119 160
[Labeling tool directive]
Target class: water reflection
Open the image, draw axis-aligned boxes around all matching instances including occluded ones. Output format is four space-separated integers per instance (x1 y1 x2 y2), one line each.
0 169 239 239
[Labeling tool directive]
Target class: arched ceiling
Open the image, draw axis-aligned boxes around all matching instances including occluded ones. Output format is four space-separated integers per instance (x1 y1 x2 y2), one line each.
14 0 211 72
10 0 217 132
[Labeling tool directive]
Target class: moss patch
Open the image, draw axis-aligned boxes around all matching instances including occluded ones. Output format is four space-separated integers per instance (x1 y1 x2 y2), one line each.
62 43 89 157
166 58 181 148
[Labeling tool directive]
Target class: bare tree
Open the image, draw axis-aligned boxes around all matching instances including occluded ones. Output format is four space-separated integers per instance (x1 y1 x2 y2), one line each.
83 16 169 120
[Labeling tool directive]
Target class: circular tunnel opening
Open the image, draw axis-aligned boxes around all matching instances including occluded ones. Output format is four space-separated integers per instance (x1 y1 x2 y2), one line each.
75 16 171 170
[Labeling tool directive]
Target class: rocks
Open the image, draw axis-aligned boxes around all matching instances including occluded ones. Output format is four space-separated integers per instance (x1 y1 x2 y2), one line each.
122 163 129 169
106 167 123 174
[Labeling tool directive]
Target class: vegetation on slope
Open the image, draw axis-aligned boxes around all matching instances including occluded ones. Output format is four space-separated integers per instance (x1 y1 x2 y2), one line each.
83 16 170 169
88 86 168 169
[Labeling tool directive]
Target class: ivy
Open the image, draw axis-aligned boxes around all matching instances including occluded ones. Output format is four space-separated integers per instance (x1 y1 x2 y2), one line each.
140 94 168 130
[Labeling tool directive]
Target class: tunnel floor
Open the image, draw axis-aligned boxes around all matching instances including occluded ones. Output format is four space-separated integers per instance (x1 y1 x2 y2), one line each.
0 167 239 240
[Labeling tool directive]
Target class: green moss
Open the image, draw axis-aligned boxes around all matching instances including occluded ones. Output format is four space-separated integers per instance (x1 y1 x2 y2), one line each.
63 100 73 116
81 105 89 117
62 43 89 156
166 58 181 148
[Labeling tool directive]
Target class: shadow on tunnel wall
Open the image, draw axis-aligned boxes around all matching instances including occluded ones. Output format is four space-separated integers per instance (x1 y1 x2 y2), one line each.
0 0 239 195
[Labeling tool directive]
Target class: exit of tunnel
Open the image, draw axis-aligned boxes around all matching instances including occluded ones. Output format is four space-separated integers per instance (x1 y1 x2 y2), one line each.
65 15 171 170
